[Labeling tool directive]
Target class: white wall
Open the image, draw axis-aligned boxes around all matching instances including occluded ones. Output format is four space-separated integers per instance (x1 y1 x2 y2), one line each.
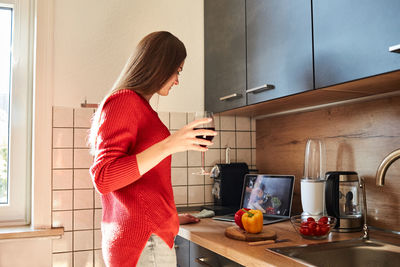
0 238 53 267
53 0 204 112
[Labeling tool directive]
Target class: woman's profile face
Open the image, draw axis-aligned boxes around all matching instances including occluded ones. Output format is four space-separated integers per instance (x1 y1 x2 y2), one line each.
158 61 184 96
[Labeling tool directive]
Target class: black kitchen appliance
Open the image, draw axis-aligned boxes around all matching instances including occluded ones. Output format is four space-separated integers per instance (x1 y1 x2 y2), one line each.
201 163 249 215
325 171 363 232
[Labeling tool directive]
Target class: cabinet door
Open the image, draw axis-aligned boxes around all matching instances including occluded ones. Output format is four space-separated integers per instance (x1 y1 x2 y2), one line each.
313 0 400 88
205 0 246 113
189 241 243 267
246 0 313 105
175 236 190 267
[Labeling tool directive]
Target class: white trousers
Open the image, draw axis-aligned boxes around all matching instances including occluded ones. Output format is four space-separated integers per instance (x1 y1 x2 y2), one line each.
137 235 177 267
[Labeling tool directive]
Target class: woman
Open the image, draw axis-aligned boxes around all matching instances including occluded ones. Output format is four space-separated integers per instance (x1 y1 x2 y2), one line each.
89 31 216 267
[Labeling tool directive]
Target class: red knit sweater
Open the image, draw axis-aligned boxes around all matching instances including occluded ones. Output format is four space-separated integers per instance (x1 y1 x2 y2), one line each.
90 89 179 267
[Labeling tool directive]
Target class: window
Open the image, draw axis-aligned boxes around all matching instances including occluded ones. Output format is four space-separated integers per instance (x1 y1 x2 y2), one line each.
0 0 33 225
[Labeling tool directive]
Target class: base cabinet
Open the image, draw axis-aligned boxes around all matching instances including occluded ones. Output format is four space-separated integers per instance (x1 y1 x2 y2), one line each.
175 236 243 267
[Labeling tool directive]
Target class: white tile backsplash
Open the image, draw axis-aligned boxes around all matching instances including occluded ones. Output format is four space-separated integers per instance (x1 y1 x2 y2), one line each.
74 209 94 230
74 189 94 209
95 250 106 267
53 128 73 148
188 150 201 166
188 168 204 185
220 115 235 130
205 185 214 203
74 250 94 267
94 229 102 249
94 192 102 209
52 211 73 231
188 185 204 204
171 151 187 167
53 107 73 127
53 190 73 210
74 169 93 189
158 112 170 128
52 231 72 253
53 170 73 190
205 149 220 167
236 116 251 131
74 128 90 148
53 149 73 169
74 149 93 168
74 108 95 128
171 168 187 186
236 132 251 148
170 112 187 130
172 186 187 205
52 108 256 267
236 149 252 166
53 252 73 267
220 131 236 148
74 230 94 251
94 209 102 229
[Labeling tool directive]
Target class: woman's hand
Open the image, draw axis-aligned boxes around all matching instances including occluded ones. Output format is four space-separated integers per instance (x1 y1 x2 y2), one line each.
136 118 217 176
162 118 217 154
179 213 200 225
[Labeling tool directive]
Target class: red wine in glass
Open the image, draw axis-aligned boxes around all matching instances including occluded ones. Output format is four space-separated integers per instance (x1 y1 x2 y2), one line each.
194 127 215 147
192 111 215 175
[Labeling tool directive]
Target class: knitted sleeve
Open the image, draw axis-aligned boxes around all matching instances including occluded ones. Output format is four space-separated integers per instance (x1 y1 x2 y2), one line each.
90 93 141 194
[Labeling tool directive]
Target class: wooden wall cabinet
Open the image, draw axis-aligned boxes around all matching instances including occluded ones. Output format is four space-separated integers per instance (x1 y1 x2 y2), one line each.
313 0 400 89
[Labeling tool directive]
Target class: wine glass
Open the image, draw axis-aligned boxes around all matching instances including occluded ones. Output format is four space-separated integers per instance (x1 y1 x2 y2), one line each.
192 111 215 175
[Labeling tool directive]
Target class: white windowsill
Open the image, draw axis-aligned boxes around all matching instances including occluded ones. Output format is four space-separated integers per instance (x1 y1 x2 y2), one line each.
0 226 63 240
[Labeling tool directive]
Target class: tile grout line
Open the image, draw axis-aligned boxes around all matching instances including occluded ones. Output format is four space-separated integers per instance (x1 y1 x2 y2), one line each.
51 107 54 258
72 109 75 267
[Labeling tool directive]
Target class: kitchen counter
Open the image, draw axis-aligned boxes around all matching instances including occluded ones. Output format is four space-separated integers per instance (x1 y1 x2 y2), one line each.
178 218 363 267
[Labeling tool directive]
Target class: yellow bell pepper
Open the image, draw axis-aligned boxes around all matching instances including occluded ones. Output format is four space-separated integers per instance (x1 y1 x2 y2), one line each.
241 209 263 234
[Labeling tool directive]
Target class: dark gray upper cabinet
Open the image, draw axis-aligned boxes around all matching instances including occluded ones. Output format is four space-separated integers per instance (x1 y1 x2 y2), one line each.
313 0 400 88
246 0 314 105
204 0 246 113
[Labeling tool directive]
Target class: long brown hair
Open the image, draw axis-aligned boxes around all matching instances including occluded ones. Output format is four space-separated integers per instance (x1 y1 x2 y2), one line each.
89 31 186 154
112 31 186 96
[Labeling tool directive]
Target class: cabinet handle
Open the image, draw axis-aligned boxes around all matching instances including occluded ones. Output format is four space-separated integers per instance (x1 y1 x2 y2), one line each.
389 44 400 53
246 84 275 94
219 93 242 101
194 257 213 266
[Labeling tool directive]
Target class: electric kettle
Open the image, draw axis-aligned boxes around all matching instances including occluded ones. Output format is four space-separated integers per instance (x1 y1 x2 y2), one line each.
325 171 363 232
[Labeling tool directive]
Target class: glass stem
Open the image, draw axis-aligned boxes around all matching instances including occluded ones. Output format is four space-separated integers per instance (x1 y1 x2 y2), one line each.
201 151 205 172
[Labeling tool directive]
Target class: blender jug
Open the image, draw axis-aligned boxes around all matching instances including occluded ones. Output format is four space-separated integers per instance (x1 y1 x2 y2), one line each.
301 139 326 216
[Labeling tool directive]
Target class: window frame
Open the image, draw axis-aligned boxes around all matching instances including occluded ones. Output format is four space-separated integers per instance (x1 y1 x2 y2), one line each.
0 0 33 226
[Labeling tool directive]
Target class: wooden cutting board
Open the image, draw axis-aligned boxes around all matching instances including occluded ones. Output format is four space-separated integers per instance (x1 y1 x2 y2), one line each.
225 226 277 242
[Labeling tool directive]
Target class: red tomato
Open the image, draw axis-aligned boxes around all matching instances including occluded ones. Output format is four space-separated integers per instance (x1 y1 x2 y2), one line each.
308 221 317 230
318 216 328 225
320 225 330 235
301 221 308 227
307 217 315 223
300 226 311 236
314 225 322 236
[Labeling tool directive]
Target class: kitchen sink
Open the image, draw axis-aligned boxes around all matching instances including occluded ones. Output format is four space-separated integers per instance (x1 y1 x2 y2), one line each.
269 238 400 267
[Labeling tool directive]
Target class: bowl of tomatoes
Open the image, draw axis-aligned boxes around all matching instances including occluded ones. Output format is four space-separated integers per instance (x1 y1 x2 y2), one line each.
290 215 337 240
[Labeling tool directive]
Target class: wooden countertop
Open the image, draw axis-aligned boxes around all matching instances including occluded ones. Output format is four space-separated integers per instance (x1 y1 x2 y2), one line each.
178 218 362 267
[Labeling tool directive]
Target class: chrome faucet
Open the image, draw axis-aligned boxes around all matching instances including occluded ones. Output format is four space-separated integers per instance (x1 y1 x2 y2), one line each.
376 148 400 186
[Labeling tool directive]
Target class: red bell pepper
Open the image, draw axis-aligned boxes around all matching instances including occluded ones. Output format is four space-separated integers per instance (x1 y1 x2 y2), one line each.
234 208 250 229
